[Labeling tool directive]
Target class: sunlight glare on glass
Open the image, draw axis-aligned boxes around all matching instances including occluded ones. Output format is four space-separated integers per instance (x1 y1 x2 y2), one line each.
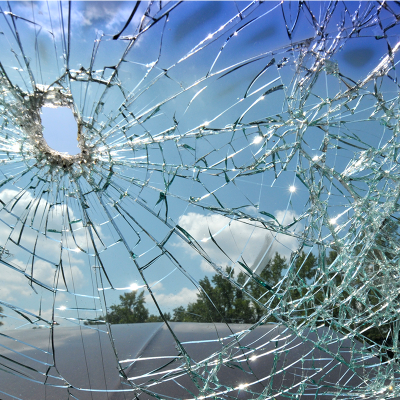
289 185 296 193
129 283 140 291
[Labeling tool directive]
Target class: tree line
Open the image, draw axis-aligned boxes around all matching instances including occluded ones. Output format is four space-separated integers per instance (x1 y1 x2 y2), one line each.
97 251 318 325
94 246 398 360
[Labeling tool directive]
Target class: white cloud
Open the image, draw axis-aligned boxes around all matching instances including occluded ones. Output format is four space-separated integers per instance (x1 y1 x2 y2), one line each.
177 212 271 272
11 2 140 37
0 188 106 253
0 266 29 302
176 210 302 273
76 2 137 29
0 189 89 305
146 287 198 309
35 261 83 288
268 209 302 255
0 257 84 300
199 259 216 273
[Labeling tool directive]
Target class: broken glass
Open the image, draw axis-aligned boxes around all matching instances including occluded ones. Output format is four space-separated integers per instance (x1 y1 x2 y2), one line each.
0 1 399 399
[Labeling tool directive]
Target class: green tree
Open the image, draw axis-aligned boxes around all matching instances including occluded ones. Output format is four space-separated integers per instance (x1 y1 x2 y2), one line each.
250 252 287 322
279 250 318 323
146 312 171 322
293 250 318 281
106 290 149 324
330 219 400 359
320 246 397 360
185 267 255 323
171 255 289 324
172 306 186 322
233 271 255 323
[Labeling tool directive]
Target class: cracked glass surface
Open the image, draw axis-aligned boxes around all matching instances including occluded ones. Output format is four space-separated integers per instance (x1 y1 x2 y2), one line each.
0 1 400 399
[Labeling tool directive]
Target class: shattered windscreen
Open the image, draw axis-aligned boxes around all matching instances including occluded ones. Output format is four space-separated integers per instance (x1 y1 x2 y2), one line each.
0 1 400 399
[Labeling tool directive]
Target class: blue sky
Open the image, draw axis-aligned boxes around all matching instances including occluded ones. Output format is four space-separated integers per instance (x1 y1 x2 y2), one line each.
42 107 80 154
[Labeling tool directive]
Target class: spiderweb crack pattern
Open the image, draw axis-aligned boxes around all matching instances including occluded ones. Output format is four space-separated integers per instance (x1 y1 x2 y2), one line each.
0 1 399 399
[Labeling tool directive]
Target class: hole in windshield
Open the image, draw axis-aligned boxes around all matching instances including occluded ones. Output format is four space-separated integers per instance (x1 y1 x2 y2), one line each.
41 107 80 155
